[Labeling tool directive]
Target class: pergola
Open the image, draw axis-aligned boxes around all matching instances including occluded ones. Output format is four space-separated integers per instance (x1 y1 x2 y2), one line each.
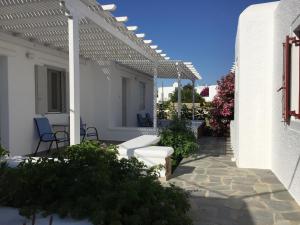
0 0 201 145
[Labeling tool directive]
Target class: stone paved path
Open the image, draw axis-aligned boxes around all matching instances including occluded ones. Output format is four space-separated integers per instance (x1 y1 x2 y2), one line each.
168 137 300 225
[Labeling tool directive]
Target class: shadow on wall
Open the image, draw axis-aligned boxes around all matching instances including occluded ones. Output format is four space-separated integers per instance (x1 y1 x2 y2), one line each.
288 155 300 190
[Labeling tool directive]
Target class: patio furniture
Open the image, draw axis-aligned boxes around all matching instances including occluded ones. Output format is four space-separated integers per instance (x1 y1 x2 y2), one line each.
137 113 153 127
145 113 154 126
117 135 173 180
137 113 146 127
118 135 161 158
80 118 99 142
134 146 174 180
34 117 69 156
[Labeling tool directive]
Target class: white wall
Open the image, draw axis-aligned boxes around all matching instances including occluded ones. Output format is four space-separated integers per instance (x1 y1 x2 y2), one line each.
0 32 155 156
234 2 278 169
234 0 300 204
272 0 300 205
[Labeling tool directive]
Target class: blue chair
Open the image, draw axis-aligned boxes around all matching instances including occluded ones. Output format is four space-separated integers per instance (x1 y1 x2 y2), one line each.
80 118 99 142
34 117 69 156
145 113 154 127
137 113 146 127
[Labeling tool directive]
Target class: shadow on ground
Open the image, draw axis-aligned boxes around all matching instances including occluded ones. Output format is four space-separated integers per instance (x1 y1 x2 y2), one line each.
167 137 300 225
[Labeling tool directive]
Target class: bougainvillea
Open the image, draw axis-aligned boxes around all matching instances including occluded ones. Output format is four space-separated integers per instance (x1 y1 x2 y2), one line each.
209 72 235 136
200 87 209 97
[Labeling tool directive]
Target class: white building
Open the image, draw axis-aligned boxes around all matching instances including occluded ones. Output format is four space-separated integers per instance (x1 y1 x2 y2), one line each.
157 82 217 102
232 0 300 204
0 0 200 156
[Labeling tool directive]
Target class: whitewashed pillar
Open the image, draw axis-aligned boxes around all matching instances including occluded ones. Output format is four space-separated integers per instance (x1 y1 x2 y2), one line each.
68 12 81 145
192 79 196 120
176 63 182 119
153 65 158 128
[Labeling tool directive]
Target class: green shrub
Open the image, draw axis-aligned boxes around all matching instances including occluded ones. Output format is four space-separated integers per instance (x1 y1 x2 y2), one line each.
0 141 192 225
0 145 8 158
159 118 199 161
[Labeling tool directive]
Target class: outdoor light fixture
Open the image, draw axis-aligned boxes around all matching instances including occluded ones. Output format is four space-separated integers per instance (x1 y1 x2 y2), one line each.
25 52 35 59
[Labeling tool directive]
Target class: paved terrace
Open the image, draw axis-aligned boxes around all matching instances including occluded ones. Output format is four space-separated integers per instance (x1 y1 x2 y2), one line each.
168 137 300 225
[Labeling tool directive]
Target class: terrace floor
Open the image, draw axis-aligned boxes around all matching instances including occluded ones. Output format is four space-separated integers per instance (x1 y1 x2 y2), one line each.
168 137 300 225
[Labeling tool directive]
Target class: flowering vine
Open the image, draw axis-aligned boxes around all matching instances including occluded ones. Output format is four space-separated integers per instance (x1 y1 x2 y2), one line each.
209 72 235 136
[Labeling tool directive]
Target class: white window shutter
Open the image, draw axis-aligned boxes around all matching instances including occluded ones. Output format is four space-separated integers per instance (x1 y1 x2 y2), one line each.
35 65 47 115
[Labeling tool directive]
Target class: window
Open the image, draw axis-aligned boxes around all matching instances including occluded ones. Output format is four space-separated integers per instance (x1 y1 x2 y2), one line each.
47 69 66 113
139 82 146 111
35 65 67 114
280 34 300 123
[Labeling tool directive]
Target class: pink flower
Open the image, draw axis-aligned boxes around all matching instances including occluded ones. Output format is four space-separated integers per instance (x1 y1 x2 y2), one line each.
209 72 235 136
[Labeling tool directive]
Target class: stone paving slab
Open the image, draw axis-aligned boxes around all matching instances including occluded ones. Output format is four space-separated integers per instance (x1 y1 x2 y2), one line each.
167 137 300 225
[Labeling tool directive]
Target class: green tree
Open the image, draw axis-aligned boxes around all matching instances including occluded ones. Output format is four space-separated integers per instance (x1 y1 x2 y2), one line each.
170 84 204 103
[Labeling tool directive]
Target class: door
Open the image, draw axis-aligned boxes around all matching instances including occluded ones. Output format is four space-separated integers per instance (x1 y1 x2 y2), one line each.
122 77 127 127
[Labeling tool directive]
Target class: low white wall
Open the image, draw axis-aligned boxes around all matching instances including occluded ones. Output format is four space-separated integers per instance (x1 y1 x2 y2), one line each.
0 32 154 156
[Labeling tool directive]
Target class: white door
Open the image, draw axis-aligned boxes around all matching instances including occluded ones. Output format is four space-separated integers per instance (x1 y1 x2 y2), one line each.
122 77 127 127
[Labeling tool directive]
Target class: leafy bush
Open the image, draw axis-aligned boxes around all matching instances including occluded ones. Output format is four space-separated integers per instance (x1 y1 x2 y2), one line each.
210 72 235 136
0 145 8 158
159 118 198 161
170 83 204 104
0 142 192 225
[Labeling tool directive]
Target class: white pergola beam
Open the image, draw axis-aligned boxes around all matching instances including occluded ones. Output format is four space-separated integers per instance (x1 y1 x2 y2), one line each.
176 63 182 119
127 26 138 31
153 65 158 129
115 16 128 22
143 40 152 44
192 79 195 120
101 4 116 12
150 45 158 49
64 0 156 62
136 33 145 38
156 50 162 54
68 13 81 145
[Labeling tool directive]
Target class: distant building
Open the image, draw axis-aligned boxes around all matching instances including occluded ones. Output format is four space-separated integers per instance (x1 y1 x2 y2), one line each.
157 82 217 103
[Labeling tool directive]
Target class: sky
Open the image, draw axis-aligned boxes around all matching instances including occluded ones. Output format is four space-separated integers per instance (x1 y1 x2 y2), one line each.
99 0 277 87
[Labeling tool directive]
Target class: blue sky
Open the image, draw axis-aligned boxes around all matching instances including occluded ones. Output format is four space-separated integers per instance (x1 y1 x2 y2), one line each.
99 0 277 87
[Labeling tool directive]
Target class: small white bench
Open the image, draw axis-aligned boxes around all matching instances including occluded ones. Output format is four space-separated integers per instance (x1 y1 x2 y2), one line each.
134 146 173 180
117 135 161 159
117 135 174 180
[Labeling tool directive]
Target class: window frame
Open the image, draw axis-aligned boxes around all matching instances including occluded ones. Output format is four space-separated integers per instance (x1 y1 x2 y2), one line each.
281 35 300 123
47 68 66 113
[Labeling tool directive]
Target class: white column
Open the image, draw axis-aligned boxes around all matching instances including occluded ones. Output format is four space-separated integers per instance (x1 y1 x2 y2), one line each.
192 79 195 121
176 63 182 119
68 13 81 145
153 65 158 128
